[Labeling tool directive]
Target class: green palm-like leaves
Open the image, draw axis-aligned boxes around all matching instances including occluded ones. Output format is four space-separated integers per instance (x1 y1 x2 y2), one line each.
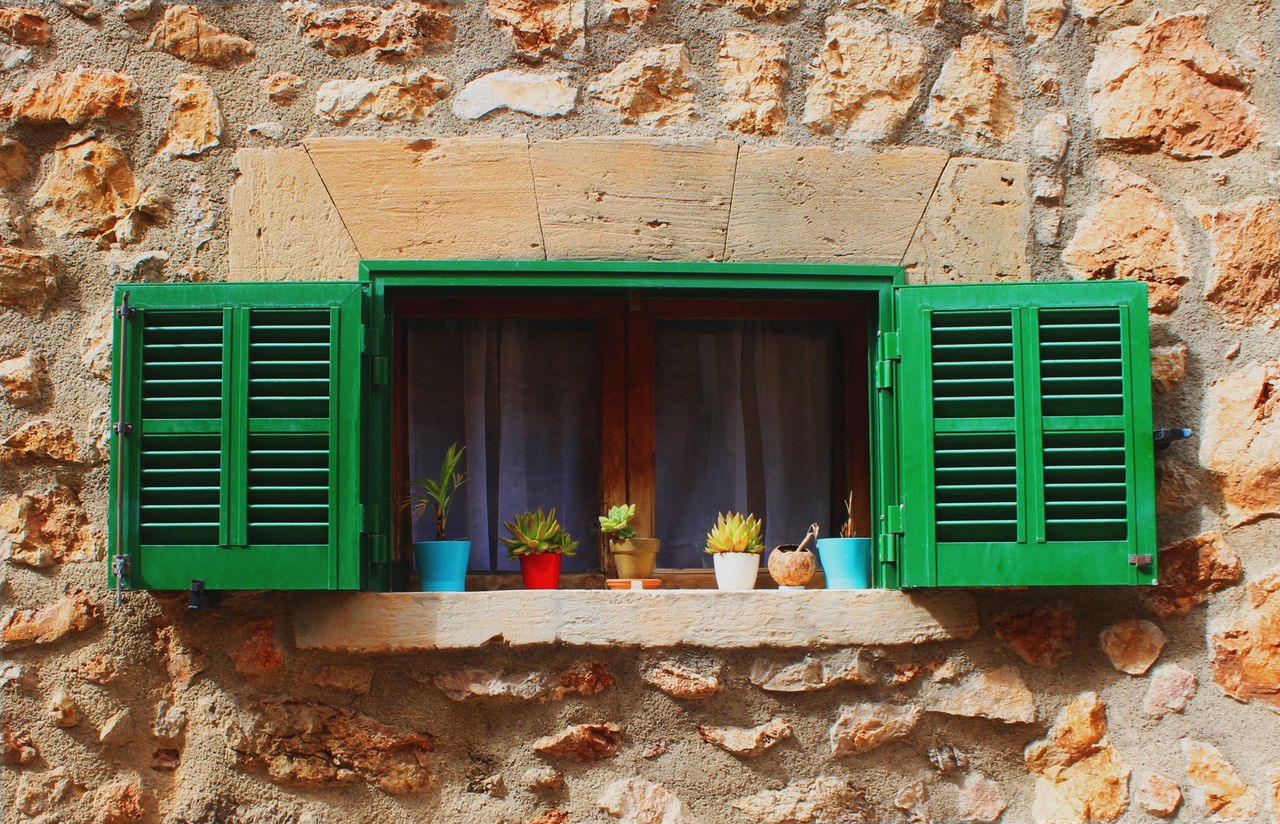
410 443 466 541
502 508 578 558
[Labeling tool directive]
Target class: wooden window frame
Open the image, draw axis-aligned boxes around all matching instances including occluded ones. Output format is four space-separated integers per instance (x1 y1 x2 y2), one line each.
391 294 871 579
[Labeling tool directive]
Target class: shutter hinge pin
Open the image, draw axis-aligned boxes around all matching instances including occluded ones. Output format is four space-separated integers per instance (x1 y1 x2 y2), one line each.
116 292 135 319
113 422 133 436
112 554 130 605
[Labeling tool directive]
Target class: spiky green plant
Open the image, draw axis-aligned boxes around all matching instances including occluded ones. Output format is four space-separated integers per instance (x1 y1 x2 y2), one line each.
598 504 637 543
410 443 466 541
502 508 579 558
704 512 764 555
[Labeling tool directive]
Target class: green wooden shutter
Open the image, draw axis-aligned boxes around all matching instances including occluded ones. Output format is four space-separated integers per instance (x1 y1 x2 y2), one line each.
894 282 1156 587
108 283 367 590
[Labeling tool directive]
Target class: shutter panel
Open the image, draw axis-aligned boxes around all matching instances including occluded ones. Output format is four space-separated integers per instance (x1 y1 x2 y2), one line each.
895 282 1155 587
137 310 225 548
110 284 366 591
245 309 334 548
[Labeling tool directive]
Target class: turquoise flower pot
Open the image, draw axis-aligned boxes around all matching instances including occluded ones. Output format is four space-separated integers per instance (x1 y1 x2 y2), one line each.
816 537 872 589
413 540 470 592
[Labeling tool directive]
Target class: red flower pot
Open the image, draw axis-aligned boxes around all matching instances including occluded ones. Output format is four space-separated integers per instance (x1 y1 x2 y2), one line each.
519 552 562 589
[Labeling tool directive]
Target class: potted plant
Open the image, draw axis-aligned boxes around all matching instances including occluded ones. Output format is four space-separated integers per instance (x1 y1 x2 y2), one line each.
409 443 470 592
816 492 872 589
704 512 764 591
767 523 819 591
501 507 578 589
599 504 661 582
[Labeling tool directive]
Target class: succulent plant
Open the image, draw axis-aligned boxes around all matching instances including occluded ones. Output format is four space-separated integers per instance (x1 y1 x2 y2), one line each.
502 508 579 558
704 512 764 555
598 503 637 542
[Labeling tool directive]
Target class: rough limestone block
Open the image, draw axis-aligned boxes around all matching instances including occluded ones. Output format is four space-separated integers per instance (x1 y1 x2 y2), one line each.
291 590 979 652
306 136 544 261
903 156 1030 284
229 148 360 281
725 146 949 265
529 137 737 261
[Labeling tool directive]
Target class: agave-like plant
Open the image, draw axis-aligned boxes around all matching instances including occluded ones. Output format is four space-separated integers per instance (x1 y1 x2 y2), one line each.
502 508 579 558
704 512 764 555
598 503 637 542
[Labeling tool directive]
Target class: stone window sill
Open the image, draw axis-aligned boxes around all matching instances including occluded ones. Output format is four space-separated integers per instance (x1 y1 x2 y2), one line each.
290 589 979 652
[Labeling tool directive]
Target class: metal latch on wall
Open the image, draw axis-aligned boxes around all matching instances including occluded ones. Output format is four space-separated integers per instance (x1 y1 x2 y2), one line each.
112 555 130 605
1154 428 1192 450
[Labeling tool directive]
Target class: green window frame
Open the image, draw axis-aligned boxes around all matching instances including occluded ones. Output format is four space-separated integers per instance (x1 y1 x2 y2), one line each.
107 263 1157 591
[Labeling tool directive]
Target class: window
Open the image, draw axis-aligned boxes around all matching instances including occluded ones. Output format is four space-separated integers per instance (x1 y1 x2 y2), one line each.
108 264 1157 591
391 296 869 577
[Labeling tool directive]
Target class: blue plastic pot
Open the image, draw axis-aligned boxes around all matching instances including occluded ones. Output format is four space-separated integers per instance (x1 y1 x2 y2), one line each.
816 537 872 589
413 540 470 592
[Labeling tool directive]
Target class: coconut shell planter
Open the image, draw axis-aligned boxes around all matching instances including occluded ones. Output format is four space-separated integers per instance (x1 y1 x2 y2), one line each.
768 544 817 589
767 523 819 590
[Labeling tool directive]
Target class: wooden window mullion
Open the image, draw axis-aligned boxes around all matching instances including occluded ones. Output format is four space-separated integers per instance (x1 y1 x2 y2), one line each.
625 302 657 541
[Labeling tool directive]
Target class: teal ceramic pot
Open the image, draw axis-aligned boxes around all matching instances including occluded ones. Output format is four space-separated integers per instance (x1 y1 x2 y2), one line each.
413 540 470 592
816 537 872 589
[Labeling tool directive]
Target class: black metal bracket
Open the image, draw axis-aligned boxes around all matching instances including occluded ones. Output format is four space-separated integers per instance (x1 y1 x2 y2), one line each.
1154 428 1192 451
188 580 221 611
116 291 136 319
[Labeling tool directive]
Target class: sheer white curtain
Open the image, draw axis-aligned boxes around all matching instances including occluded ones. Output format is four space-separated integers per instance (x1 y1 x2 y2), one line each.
408 319 600 572
653 320 834 567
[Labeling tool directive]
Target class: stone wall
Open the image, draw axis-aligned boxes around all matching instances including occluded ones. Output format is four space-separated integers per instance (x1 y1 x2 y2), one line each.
1 0 1278 822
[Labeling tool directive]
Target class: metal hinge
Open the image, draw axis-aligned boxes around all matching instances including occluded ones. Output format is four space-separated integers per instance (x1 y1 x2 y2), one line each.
877 505 904 565
885 504 905 534
367 355 390 386
361 504 390 564
875 331 900 391
1129 554 1153 567
362 326 390 386
878 533 899 565
879 331 900 361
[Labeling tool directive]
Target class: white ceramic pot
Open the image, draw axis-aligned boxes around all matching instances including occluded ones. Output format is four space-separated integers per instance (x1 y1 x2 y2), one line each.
713 552 760 590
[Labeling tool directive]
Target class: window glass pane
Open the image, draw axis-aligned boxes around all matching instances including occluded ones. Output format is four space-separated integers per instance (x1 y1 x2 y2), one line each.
654 320 835 568
407 319 601 572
